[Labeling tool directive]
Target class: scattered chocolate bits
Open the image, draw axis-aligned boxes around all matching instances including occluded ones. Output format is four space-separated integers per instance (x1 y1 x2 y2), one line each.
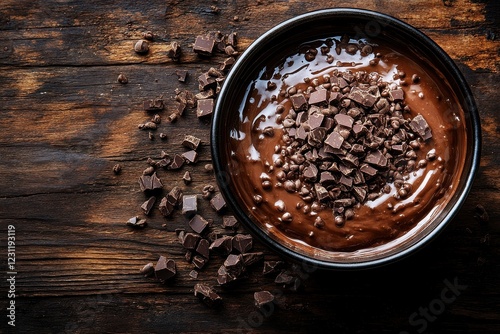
138 172 163 192
189 214 209 234
183 171 192 184
182 135 201 150
159 186 183 217
112 163 122 174
141 196 156 215
232 234 253 253
167 41 181 60
117 74 128 84
155 256 176 282
182 150 198 164
210 193 226 213
126 216 147 228
197 98 214 118
134 39 149 54
254 291 274 309
194 283 222 307
182 195 198 218
139 262 155 277
193 35 216 56
143 98 164 112
175 70 188 82
169 154 185 170
222 215 238 229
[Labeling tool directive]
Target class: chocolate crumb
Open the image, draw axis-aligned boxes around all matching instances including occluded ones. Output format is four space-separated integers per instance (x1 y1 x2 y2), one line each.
183 171 192 184
112 164 122 174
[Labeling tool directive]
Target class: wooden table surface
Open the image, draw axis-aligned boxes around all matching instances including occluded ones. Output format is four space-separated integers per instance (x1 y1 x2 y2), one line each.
1 0 498 333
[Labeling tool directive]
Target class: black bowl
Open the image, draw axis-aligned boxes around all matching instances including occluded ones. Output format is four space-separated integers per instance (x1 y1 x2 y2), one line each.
211 8 481 269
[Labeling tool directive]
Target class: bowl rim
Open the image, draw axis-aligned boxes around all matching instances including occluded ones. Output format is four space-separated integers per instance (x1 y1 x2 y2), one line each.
211 8 482 270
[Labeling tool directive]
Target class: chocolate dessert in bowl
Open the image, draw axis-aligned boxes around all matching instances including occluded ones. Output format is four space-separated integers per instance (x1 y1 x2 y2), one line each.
211 8 481 269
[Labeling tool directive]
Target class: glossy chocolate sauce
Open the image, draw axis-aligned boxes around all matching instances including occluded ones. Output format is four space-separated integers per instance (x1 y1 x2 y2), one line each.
227 37 467 256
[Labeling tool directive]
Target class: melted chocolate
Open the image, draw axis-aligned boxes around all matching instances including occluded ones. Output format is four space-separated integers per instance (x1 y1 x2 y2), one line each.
227 37 467 256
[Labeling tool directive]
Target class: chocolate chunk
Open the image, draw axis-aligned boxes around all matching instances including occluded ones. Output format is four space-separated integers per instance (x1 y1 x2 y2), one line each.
308 127 326 148
182 150 198 164
303 164 319 182
168 154 185 170
196 238 210 259
340 175 353 187
182 195 198 218
274 270 295 285
389 88 404 102
210 193 226 213
175 70 188 82
189 214 209 234
227 31 237 46
315 184 330 202
307 113 324 129
159 196 174 217
182 135 201 150
262 261 284 276
183 171 192 184
189 270 198 279
141 196 156 215
197 99 214 118
183 233 201 250
334 114 354 128
134 39 149 54
126 216 147 228
319 172 336 186
193 35 215 56
308 88 329 105
192 255 207 269
140 262 155 277
155 256 176 282
209 235 233 254
112 164 122 174
325 130 344 149
217 264 239 285
222 215 238 229
143 99 164 112
194 283 222 307
254 291 274 309
138 172 163 192
224 254 244 276
365 150 388 167
360 163 378 176
242 252 264 267
232 234 253 253
290 93 308 111
167 41 181 60
409 114 432 140
198 73 216 91
220 57 236 71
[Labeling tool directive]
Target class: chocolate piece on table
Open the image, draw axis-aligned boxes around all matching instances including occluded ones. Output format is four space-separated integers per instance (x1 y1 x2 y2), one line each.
183 171 192 184
194 283 222 307
168 154 185 170
193 35 216 56
196 98 214 118
222 215 238 229
182 135 201 150
262 261 285 276
220 57 235 71
167 41 181 60
274 270 295 285
192 255 207 270
254 291 274 309
189 270 198 279
126 216 147 228
198 73 216 91
154 256 176 282
140 196 156 215
182 150 198 164
175 70 188 82
189 214 209 234
242 252 264 267
232 234 253 253
140 262 155 277
195 238 210 259
210 193 226 213
143 99 164 112
182 195 198 218
138 172 163 192
224 254 244 276
209 235 233 254
182 233 201 250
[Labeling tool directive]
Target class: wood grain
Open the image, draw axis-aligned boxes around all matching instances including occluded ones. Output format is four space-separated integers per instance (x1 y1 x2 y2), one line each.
0 0 499 333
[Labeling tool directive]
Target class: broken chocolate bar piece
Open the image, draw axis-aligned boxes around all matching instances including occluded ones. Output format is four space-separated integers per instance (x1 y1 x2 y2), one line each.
194 283 222 307
143 98 164 112
409 114 432 140
175 70 188 82
192 255 207 270
183 171 192 184
155 256 176 282
138 172 163 192
242 252 264 267
182 150 198 164
222 215 238 229
197 99 214 118
126 216 147 228
183 233 201 250
140 196 156 215
193 35 216 56
209 235 233 254
182 135 201 150
168 154 185 170
254 291 274 309
182 195 198 218
262 261 285 276
189 214 209 234
195 238 210 259
224 254 244 276
232 234 253 253
290 93 308 111
210 193 226 213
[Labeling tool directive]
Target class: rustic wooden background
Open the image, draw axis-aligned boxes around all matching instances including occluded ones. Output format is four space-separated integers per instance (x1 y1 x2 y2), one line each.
0 0 498 333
